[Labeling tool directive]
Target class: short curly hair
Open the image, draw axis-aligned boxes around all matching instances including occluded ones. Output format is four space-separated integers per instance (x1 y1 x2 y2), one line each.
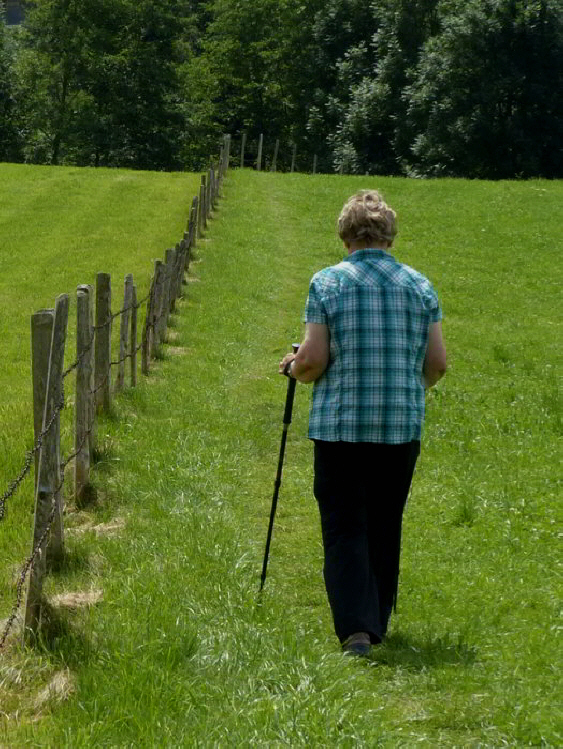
337 190 397 247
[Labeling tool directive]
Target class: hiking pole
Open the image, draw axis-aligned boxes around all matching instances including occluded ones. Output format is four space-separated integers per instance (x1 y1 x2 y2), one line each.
259 344 300 593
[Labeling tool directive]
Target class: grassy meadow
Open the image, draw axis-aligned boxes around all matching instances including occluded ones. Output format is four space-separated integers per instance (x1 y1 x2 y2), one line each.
0 163 200 587
1 166 562 746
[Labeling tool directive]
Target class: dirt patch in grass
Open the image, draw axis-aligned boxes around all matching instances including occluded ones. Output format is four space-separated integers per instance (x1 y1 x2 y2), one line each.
50 590 103 609
33 669 76 711
68 517 126 537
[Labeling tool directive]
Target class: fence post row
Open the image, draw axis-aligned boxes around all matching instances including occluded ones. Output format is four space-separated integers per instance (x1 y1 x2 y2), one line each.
2 136 231 649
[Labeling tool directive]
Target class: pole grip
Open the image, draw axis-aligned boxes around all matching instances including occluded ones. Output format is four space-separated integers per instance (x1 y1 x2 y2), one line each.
282 343 300 426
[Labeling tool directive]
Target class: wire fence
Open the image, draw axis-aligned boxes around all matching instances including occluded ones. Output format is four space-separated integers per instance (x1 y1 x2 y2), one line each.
0 136 231 650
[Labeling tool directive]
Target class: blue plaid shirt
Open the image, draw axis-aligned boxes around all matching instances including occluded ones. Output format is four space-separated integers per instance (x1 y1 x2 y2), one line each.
305 248 442 444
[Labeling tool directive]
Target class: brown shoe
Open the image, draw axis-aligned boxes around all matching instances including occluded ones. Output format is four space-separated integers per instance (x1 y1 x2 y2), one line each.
342 632 371 657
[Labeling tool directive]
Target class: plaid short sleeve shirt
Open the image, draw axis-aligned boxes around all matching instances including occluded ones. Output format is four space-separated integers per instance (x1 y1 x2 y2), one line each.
305 248 442 444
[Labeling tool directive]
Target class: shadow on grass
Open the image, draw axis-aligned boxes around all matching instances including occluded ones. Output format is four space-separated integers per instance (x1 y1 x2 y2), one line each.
48 544 92 576
372 631 477 670
28 601 96 668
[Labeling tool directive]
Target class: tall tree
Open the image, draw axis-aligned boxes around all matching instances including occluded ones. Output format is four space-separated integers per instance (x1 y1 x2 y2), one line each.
327 0 441 174
405 0 563 177
15 0 186 169
0 12 20 161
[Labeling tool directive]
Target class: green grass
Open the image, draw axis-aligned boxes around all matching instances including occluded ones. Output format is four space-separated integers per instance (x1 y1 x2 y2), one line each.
0 163 199 620
1 168 562 746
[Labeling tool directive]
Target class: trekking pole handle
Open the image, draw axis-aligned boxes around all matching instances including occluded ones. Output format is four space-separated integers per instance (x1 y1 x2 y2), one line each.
282 343 300 378
282 344 300 426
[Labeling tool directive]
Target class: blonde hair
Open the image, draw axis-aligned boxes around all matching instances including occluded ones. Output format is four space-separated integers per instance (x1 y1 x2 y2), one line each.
337 190 397 247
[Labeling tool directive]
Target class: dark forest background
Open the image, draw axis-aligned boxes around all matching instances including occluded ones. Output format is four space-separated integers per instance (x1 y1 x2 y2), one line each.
1 0 562 178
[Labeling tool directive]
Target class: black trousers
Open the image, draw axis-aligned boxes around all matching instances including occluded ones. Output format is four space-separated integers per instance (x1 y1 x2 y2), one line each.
313 440 420 644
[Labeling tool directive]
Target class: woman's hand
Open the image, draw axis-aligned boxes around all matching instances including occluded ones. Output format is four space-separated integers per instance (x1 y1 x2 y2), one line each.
279 353 296 376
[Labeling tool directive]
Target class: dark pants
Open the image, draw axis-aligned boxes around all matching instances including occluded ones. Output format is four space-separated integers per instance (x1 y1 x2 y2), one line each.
313 440 420 644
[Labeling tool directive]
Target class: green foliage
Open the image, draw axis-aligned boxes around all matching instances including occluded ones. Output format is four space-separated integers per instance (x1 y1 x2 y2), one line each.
406 0 563 177
13 0 187 169
328 0 442 175
1 0 563 175
0 14 20 160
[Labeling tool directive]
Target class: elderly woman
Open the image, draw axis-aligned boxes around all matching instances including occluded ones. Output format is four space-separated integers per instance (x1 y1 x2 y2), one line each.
280 190 446 656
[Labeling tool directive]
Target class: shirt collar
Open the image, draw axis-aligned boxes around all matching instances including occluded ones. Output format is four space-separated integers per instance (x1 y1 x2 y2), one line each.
345 248 394 263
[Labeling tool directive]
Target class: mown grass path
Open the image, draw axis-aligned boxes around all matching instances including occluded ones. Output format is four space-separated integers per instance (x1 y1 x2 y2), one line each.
2 169 562 746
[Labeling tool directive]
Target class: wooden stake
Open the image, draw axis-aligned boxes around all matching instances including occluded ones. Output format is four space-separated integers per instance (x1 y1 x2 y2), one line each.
24 294 69 640
271 139 279 172
240 132 246 168
130 283 138 387
94 273 112 414
75 285 94 503
257 134 263 172
116 274 133 393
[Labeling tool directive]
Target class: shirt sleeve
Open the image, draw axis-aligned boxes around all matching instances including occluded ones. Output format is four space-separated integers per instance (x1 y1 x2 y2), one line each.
304 274 328 325
422 278 442 323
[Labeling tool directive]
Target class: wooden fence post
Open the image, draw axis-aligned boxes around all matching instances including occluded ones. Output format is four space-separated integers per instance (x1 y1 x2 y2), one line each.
190 196 198 251
46 293 68 565
177 237 189 299
130 283 138 388
75 285 94 503
210 165 217 210
224 135 231 174
94 272 112 414
240 132 246 168
291 143 297 173
141 273 155 375
26 309 54 638
24 294 69 640
116 274 133 393
271 139 279 172
218 145 224 183
201 175 208 229
171 244 181 310
152 260 166 354
313 154 318 175
257 134 263 172
163 249 175 320
32 310 54 495
198 182 205 236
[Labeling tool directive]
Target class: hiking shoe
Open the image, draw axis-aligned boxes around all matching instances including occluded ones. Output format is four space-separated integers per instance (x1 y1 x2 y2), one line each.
342 632 371 657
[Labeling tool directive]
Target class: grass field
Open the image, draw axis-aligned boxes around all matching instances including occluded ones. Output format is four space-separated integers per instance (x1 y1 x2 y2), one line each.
1 167 562 746
0 163 200 594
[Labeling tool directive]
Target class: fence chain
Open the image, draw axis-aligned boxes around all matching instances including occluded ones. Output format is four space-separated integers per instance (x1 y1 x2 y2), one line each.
0 395 64 522
0 214 193 649
0 484 58 650
1 295 151 518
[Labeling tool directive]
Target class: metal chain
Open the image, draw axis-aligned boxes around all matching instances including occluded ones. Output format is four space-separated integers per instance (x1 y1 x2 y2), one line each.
0 294 150 518
0 278 171 645
0 394 64 521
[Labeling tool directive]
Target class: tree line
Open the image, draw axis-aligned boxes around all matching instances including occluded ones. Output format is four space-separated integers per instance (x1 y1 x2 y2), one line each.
1 0 562 178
